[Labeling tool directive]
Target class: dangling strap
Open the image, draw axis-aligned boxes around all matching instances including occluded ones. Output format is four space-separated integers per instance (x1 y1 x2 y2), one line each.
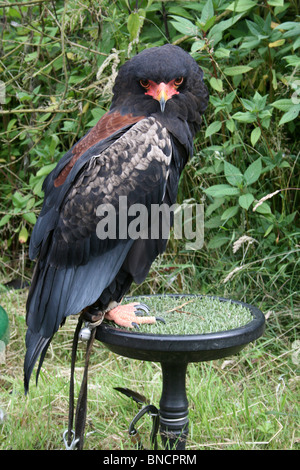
67 317 82 447
66 316 98 450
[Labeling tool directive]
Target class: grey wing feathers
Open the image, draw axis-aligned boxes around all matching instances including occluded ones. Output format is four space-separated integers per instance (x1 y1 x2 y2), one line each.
26 117 172 337
40 118 172 267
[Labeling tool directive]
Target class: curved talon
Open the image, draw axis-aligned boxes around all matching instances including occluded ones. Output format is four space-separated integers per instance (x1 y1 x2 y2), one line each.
155 316 166 324
134 303 150 316
131 322 140 329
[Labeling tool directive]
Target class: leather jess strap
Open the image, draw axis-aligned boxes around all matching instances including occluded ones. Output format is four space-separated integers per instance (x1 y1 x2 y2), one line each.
66 316 97 450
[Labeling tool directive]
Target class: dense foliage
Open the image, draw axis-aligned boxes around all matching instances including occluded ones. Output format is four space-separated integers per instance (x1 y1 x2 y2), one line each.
0 0 299 302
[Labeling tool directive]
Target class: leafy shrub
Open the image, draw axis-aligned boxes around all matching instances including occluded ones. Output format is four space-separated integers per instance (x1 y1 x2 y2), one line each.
0 0 299 300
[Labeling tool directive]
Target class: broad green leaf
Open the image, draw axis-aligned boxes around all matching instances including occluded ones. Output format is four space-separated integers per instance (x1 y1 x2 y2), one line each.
209 13 243 36
239 193 254 210
51 55 63 72
246 19 263 36
226 119 235 132
224 161 243 187
240 97 255 112
264 224 274 238
279 106 300 125
284 211 297 225
207 235 230 249
7 7 22 18
227 0 258 13
17 91 33 102
215 47 231 58
275 21 299 30
232 111 257 123
200 0 214 25
223 65 253 76
221 205 239 221
267 0 283 5
26 197 35 211
271 99 293 111
293 36 300 50
223 91 236 104
0 214 11 227
33 178 44 197
7 119 17 132
49 135 60 157
208 13 243 45
264 224 274 237
12 191 28 209
244 158 262 185
24 51 38 62
204 184 240 198
240 38 261 50
251 127 261 146
198 0 215 31
68 75 84 84
167 6 194 19
284 55 300 67
38 112 51 123
169 16 198 36
251 91 268 110
255 202 272 214
36 163 57 177
201 16 216 32
283 27 300 39
87 108 106 127
191 40 206 52
22 212 37 225
127 12 140 41
205 121 222 138
209 77 223 92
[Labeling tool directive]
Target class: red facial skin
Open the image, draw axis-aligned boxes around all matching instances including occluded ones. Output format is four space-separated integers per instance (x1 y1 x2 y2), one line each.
141 78 183 112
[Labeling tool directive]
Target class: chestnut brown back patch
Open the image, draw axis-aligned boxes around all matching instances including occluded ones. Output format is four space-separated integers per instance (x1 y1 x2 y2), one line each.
53 111 144 188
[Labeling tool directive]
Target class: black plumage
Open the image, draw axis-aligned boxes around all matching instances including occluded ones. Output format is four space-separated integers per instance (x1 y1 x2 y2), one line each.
24 44 209 391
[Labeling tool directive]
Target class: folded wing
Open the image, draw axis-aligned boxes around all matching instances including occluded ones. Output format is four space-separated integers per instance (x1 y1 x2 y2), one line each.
25 116 173 390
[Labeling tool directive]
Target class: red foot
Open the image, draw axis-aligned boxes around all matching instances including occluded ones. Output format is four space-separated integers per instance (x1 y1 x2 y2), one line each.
104 302 156 328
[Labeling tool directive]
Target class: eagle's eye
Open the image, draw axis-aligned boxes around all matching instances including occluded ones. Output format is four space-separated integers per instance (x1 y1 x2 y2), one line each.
174 77 184 87
140 79 150 89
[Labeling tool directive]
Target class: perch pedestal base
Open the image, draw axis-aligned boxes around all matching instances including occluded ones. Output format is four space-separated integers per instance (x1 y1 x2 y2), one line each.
95 295 265 450
159 362 189 450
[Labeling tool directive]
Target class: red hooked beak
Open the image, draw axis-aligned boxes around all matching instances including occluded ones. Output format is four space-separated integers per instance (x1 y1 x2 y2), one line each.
143 79 181 112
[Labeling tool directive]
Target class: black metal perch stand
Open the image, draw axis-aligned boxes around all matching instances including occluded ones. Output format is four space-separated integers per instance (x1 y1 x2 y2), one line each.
96 296 265 450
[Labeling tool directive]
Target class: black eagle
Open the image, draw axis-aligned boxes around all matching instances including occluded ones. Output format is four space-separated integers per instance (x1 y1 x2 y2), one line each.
24 44 209 392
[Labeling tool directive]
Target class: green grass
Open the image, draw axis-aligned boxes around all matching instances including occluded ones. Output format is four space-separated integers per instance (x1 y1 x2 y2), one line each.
106 295 253 335
0 287 298 450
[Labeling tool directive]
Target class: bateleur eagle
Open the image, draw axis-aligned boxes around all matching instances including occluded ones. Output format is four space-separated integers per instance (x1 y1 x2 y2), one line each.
24 44 209 392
